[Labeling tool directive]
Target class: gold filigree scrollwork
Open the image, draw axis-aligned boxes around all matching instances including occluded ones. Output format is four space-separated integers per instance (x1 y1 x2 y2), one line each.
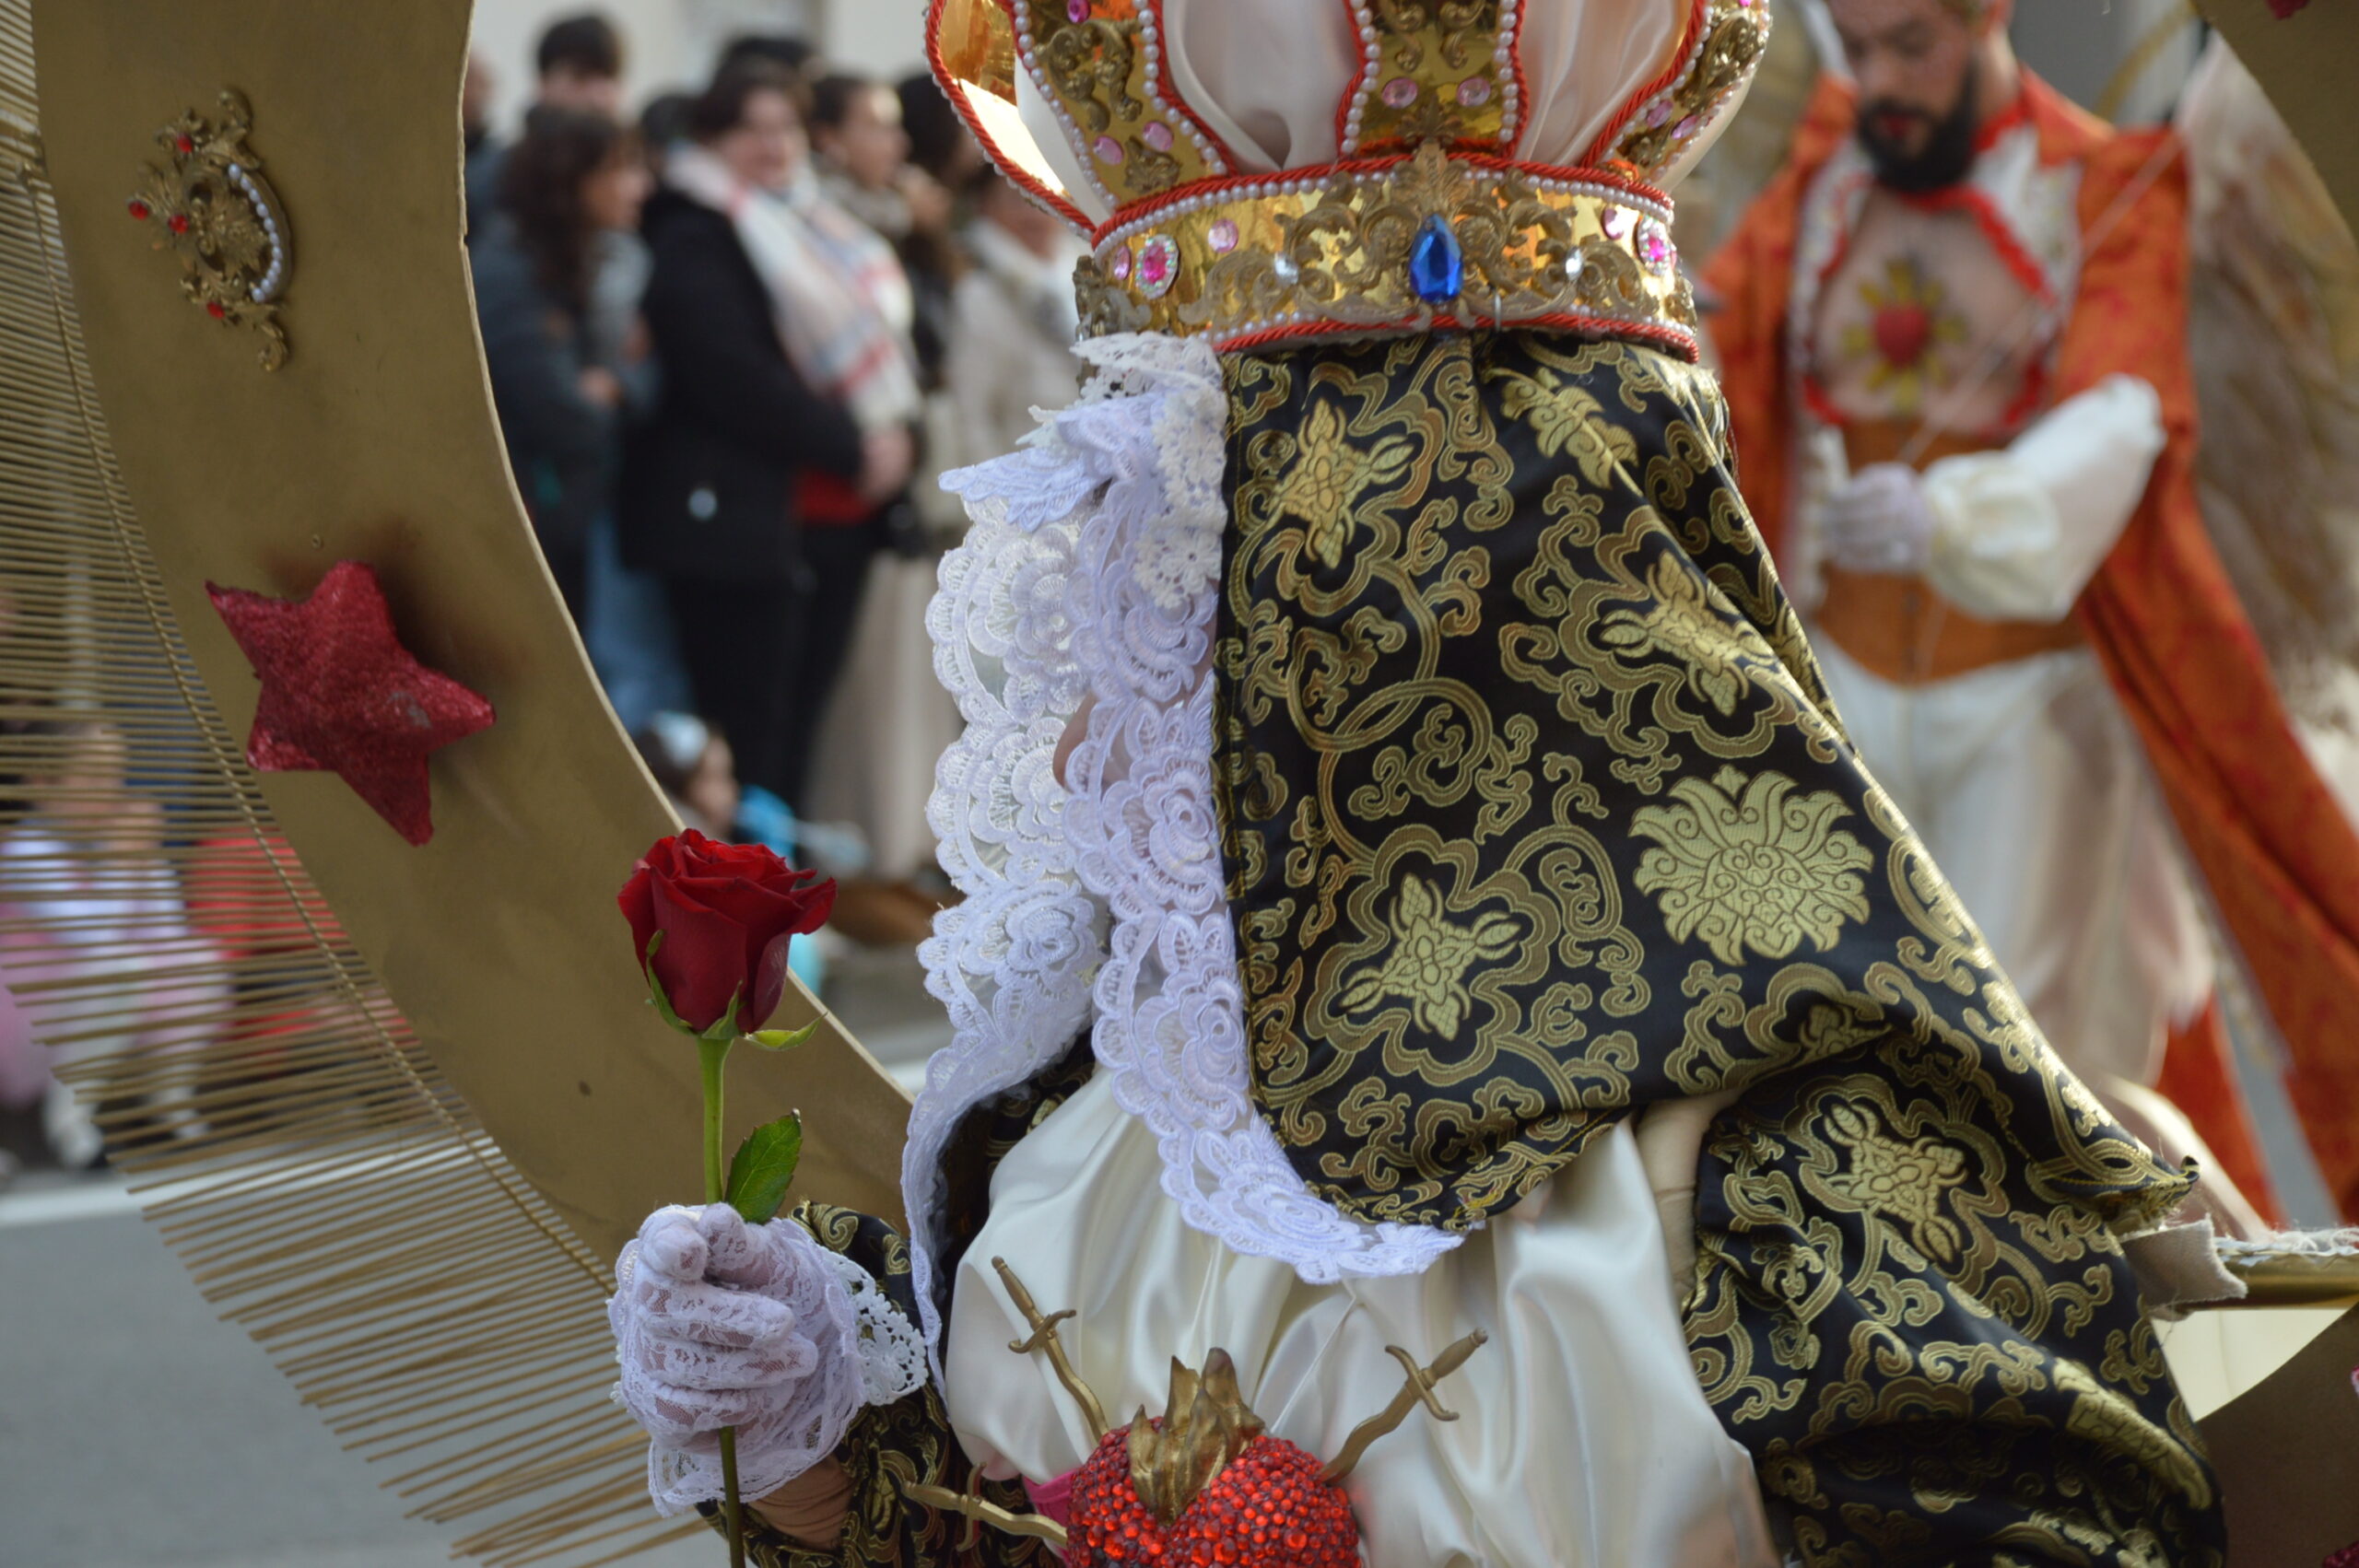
1075 252 1156 339
1374 0 1492 74
1039 18 1144 135
1091 142 1694 352
1354 0 1511 155
1614 0 1772 178
129 88 292 370
1019 0 1226 205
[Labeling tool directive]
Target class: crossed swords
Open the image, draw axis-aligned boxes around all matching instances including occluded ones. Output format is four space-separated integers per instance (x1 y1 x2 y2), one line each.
906 1257 1489 1549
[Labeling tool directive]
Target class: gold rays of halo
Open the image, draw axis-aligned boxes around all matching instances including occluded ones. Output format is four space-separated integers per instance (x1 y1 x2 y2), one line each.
0 4 683 1562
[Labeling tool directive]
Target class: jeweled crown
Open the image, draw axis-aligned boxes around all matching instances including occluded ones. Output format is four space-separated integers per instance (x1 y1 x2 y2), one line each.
930 0 1771 356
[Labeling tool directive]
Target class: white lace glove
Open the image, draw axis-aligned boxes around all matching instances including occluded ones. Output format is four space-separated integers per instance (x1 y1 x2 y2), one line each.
608 1204 867 1515
1820 462 1938 576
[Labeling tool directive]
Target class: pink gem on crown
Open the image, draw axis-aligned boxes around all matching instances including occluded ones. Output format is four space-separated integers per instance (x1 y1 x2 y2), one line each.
1135 235 1179 298
1637 218 1675 275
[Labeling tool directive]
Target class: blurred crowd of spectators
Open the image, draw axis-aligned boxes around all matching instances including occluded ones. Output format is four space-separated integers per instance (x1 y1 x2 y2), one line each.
464 14 1087 954
0 13 1089 1182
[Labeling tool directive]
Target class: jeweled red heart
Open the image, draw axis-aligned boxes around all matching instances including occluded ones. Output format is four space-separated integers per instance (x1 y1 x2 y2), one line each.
1066 1424 1360 1568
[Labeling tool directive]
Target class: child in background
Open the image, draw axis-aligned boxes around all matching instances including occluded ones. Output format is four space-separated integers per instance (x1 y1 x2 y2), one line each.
0 720 224 1174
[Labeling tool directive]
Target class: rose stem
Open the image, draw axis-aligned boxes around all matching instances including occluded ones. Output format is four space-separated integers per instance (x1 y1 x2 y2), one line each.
698 1035 746 1568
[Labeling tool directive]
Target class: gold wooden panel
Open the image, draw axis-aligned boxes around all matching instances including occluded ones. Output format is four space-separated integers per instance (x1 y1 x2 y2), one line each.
28 0 910 1262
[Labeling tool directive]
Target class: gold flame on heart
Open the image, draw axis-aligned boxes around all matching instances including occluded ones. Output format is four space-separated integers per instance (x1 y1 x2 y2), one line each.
1126 1351 1269 1524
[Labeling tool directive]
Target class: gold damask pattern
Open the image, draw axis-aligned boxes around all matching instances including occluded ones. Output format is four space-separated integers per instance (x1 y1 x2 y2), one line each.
1213 330 2220 1562
1631 765 1872 965
1685 1054 2224 1565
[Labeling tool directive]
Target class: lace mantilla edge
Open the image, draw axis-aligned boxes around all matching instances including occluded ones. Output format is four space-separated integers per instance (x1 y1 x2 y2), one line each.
910 334 1461 1368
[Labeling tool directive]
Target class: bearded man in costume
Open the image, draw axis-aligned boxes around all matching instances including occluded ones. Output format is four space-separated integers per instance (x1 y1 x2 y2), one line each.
602 4 2233 1563
1706 0 2359 1235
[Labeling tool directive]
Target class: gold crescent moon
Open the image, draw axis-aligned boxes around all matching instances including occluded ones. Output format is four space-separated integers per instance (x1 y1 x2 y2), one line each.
7 0 906 1560
28 0 909 1246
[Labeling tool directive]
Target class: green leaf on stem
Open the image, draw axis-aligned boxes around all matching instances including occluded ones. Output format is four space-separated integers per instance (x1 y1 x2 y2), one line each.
701 990 744 1043
724 1114 804 1225
747 1022 820 1050
642 931 695 1035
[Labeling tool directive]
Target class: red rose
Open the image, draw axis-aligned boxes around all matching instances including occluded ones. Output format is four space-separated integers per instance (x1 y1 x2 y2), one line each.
617 830 835 1035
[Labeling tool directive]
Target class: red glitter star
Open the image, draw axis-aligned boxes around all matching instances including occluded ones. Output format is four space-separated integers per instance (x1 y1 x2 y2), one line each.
206 560 495 846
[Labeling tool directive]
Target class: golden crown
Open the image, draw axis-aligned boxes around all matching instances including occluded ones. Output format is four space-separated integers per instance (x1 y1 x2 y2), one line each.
929 0 1772 356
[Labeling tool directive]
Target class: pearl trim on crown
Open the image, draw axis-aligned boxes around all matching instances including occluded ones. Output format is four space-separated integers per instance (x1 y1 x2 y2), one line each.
1076 143 1696 358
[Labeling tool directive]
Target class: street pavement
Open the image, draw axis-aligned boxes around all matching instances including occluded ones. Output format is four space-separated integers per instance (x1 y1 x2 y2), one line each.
0 943 947 1568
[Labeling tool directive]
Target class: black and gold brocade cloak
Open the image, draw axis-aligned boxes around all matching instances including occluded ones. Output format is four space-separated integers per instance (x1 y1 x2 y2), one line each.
723 327 2224 1568
1211 329 2223 1565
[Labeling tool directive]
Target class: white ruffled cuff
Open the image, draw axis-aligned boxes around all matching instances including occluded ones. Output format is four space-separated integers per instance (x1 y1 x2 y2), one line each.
1921 374 2165 623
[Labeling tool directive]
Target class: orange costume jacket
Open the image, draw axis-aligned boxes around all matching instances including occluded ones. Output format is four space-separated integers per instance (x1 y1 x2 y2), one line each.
1707 72 2359 1219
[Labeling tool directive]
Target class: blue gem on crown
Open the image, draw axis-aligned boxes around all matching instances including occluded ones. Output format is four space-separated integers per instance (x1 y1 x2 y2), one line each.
1409 215 1464 305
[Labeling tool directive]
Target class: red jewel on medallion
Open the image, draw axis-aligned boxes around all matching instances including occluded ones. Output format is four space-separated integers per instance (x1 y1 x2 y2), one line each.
174 134 194 154
205 300 227 319
168 213 191 235
127 198 150 220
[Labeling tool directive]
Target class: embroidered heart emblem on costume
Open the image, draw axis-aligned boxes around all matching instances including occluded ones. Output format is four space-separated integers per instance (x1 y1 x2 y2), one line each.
1873 301 1934 370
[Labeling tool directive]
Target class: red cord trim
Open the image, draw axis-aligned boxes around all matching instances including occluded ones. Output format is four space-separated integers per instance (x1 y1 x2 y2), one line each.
1579 0 1708 168
1896 183 2059 428
1792 170 1864 423
1898 183 2056 309
926 0 1096 235
1971 91 2031 156
1801 376 1849 430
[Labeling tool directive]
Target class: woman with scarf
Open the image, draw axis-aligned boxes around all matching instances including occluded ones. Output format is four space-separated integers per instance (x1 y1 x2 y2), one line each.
619 62 919 813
